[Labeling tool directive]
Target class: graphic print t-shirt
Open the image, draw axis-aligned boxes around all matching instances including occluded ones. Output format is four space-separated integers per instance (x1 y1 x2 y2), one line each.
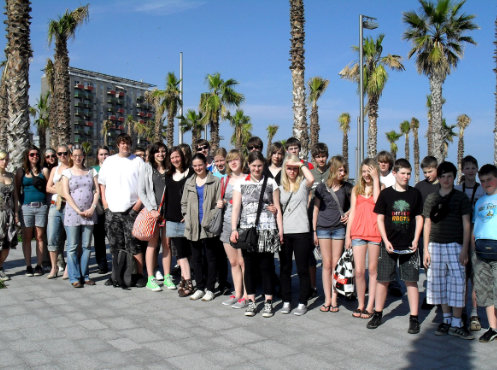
473 193 497 241
374 186 423 250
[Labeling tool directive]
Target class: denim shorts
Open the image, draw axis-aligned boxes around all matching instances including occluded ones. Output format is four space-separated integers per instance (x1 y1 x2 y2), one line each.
316 227 345 240
21 203 48 228
351 238 381 247
166 221 185 238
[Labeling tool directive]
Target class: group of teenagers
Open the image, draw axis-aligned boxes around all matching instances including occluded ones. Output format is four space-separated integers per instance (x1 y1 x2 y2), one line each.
1 133 497 343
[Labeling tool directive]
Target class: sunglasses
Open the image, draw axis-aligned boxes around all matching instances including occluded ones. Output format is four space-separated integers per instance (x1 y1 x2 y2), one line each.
57 151 68 156
196 145 209 151
45 154 56 159
248 146 261 151
29 153 40 158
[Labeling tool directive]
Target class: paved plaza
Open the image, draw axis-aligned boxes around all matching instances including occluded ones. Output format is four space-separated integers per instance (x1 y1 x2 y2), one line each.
1 244 496 369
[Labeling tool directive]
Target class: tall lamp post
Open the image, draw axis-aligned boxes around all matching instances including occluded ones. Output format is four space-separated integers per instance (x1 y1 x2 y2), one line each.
178 51 184 144
358 14 378 179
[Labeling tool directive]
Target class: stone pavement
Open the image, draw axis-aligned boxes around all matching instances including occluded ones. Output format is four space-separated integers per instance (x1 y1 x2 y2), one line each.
1 245 496 370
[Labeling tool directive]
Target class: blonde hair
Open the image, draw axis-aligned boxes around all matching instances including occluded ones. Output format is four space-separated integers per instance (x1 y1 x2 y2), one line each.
226 149 245 176
280 154 304 193
0 150 7 160
355 158 379 196
326 155 348 188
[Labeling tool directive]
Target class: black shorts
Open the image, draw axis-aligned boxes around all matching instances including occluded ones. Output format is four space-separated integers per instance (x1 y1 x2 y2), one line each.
170 237 191 259
377 245 419 283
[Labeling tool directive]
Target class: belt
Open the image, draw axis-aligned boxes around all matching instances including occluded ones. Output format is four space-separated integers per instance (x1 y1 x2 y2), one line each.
50 200 66 206
26 202 45 207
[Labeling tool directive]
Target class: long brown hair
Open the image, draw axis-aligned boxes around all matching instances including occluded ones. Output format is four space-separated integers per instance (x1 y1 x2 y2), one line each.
326 155 348 188
23 145 42 173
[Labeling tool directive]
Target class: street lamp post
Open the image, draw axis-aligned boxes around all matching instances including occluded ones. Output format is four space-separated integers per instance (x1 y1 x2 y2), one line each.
178 52 183 145
358 14 378 179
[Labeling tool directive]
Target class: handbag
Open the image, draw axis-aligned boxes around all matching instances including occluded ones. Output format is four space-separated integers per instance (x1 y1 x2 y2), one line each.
430 190 454 223
475 239 497 261
132 187 166 241
205 176 229 235
232 175 268 250
333 249 355 297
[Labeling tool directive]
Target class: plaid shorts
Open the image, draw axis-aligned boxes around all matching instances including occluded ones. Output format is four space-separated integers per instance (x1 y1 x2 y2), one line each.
426 242 466 307
473 255 497 308
377 245 419 283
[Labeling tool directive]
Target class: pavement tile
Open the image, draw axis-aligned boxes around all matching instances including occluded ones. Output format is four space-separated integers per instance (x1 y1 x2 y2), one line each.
0 350 23 367
78 318 109 330
108 337 142 352
120 327 162 343
167 353 221 370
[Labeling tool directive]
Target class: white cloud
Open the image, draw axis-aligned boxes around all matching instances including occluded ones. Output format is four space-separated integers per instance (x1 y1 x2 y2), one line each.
93 0 206 16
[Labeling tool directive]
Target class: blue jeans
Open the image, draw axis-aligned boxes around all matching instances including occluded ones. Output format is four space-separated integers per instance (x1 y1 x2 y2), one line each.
47 205 64 252
65 225 94 284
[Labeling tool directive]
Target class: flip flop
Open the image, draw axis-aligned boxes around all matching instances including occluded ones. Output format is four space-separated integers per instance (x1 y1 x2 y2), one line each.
361 310 373 319
352 308 363 318
330 305 339 313
320 304 331 312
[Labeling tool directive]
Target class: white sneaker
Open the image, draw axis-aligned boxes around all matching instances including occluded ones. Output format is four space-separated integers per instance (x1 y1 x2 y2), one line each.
293 303 307 316
0 268 9 281
280 302 291 314
190 289 205 301
155 269 164 281
262 300 274 318
201 290 215 302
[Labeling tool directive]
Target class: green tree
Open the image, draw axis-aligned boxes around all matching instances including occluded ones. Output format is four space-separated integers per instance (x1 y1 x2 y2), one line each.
385 130 402 159
338 113 351 167
399 120 411 161
410 117 421 183
30 92 50 152
441 119 457 160
456 113 471 175
340 34 404 158
289 0 309 158
403 0 477 164
101 119 113 146
200 73 244 152
125 114 135 137
5 0 32 171
266 125 279 158
43 58 57 148
144 88 166 143
48 4 89 146
308 76 329 149
179 109 205 148
227 109 252 151
163 72 182 148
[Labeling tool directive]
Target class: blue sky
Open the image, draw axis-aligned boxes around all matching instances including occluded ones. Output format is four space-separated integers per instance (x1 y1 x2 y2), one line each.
1 0 495 175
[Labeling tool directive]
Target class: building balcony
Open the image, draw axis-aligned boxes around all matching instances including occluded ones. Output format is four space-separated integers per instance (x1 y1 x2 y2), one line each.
108 115 117 121
137 111 145 117
139 119 145 124
146 113 153 118
75 110 82 117
84 85 93 91
74 92 84 99
86 121 93 127
118 91 125 97
117 108 124 114
74 83 84 89
84 94 93 101
74 102 84 107
118 117 125 122
107 107 114 112
107 90 116 95
118 125 124 130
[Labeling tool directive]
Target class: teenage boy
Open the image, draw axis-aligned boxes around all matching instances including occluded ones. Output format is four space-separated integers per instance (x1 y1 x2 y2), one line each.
195 139 215 171
472 164 497 342
285 137 314 170
455 155 486 331
367 159 423 334
310 143 330 187
423 162 473 339
377 151 395 188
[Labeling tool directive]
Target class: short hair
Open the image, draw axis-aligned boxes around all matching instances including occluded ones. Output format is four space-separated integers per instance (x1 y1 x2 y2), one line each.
213 147 227 158
178 143 192 168
393 158 412 172
247 136 263 151
461 155 478 169
478 164 497 178
97 145 110 154
116 133 132 146
247 150 265 164
420 156 438 169
148 142 168 170
192 152 207 164
311 142 329 158
166 146 187 175
135 146 146 153
376 151 394 170
285 137 301 151
437 161 457 178
226 149 245 176
195 139 210 150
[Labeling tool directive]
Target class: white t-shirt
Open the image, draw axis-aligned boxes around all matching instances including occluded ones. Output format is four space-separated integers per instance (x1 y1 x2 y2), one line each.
380 172 395 188
98 154 144 212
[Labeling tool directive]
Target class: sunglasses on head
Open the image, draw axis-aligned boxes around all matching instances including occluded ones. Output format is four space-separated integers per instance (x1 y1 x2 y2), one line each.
29 152 39 158
57 151 68 156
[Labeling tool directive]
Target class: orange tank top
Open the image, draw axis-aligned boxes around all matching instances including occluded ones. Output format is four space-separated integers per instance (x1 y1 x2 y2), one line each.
350 194 381 243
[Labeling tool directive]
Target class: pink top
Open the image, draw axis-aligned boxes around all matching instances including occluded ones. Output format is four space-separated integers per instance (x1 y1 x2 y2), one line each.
350 194 381 243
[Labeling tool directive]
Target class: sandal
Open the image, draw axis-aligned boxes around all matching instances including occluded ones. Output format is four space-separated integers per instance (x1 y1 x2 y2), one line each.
320 304 331 312
178 279 193 297
361 310 373 319
330 305 339 313
72 281 83 288
352 308 363 318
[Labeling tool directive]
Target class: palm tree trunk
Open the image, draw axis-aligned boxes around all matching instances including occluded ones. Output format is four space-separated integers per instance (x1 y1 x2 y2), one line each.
166 114 174 147
427 113 433 156
413 128 420 183
430 74 445 165
343 133 349 168
210 115 219 152
309 105 319 149
5 0 32 171
54 37 71 146
266 134 275 158
38 126 46 152
48 93 58 148
457 129 465 180
0 74 8 150
289 0 308 158
367 97 379 159
404 133 410 162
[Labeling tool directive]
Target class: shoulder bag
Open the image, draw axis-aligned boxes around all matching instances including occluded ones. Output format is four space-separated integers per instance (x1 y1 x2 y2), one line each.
326 185 344 217
205 176 229 235
132 186 166 241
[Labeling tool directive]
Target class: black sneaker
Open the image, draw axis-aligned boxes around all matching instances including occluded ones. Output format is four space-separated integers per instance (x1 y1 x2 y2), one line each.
25 266 34 277
434 322 450 336
448 325 475 340
367 311 382 329
479 328 497 343
135 276 147 288
33 265 43 276
408 317 420 334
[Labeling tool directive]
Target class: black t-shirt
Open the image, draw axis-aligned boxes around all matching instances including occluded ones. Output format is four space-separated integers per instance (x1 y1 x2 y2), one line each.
415 179 439 204
374 186 423 250
315 182 353 230
164 168 194 222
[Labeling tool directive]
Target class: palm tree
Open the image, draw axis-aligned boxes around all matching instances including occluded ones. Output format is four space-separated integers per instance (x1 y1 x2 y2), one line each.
5 0 32 171
44 58 57 148
134 120 152 146
200 73 244 152
410 117 421 183
338 113 351 167
441 119 457 160
266 125 279 158
48 4 89 146
30 92 50 152
227 109 252 151
289 0 309 158
400 120 411 161
340 34 404 159
456 113 471 176
403 0 477 164
125 114 135 137
144 89 166 143
81 141 92 156
163 72 182 148
0 61 8 151
385 130 402 159
425 95 433 154
308 76 329 149
179 109 205 148
101 119 113 146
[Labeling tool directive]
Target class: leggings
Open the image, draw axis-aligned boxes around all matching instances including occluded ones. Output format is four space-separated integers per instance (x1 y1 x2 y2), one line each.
190 238 217 291
243 250 275 296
